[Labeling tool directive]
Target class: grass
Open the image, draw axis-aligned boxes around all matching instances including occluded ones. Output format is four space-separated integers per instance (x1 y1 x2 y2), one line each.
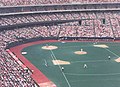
22 42 120 87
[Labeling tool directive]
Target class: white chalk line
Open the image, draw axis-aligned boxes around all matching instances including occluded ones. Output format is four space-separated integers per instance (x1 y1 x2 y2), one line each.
63 78 120 84
105 48 120 58
71 60 110 63
64 72 120 76
50 49 72 87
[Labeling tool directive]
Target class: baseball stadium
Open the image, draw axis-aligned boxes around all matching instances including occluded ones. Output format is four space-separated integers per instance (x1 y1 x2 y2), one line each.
0 0 120 87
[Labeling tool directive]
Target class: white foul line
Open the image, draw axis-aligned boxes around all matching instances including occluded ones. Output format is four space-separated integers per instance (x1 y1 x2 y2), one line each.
65 72 120 76
105 48 120 57
50 49 72 87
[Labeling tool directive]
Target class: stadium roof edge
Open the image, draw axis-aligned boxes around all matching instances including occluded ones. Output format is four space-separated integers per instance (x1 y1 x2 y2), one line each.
0 8 120 17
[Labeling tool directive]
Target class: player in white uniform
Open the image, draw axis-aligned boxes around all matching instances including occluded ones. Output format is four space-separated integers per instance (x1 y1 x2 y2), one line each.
84 64 88 68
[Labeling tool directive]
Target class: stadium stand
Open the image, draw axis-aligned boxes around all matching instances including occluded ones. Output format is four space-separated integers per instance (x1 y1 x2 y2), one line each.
0 21 120 86
0 0 120 87
0 11 120 27
0 0 120 6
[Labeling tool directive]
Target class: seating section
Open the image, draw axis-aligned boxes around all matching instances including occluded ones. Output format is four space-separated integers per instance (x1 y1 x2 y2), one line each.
0 0 120 6
0 16 120 86
0 12 120 29
0 30 38 87
0 1 120 87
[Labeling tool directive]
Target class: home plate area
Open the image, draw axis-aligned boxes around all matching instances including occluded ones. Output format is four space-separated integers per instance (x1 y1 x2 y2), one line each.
39 81 56 87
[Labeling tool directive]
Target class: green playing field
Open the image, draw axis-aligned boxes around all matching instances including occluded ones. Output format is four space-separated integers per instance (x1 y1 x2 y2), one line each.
22 41 120 87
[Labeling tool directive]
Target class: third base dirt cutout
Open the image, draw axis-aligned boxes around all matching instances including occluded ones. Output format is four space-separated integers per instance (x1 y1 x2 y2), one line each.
115 58 120 62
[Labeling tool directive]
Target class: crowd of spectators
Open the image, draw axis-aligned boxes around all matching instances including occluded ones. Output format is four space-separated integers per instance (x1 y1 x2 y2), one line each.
0 1 119 14
0 27 41 87
0 0 120 6
0 12 120 27
0 17 119 39
0 1 120 86
0 16 120 86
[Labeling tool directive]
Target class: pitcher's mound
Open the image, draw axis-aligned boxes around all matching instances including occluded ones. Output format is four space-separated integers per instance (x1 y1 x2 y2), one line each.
52 60 70 65
74 51 87 55
42 46 58 50
115 58 120 62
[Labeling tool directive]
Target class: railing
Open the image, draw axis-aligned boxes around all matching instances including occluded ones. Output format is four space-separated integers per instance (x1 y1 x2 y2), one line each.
0 2 120 14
